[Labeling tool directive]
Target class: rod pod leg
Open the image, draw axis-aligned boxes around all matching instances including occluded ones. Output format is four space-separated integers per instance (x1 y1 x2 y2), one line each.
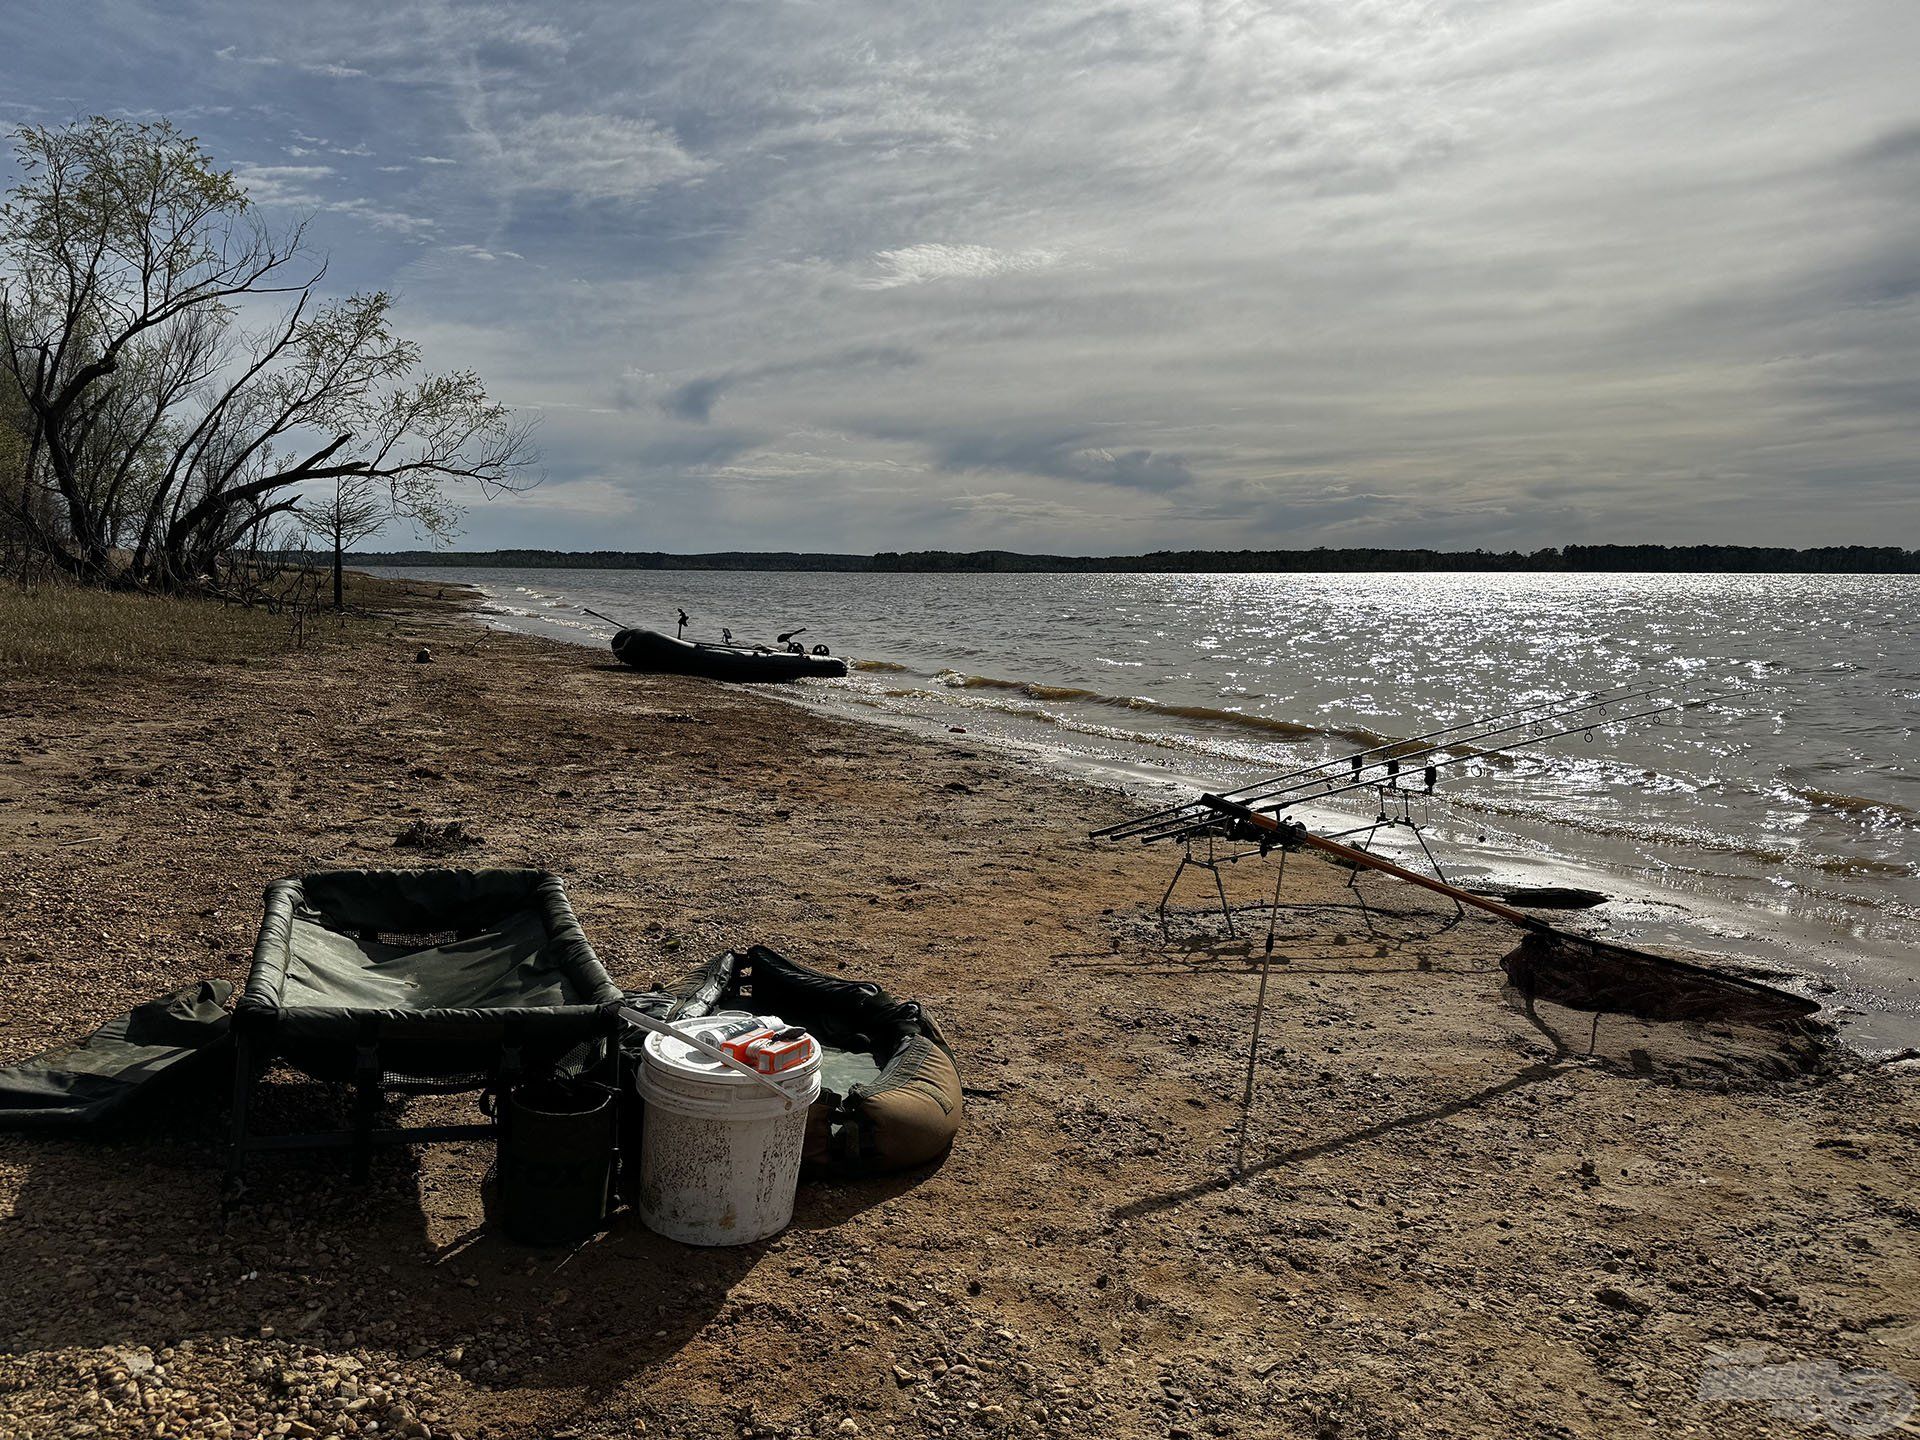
1236 946 1275 1174
1158 854 1191 942
1345 819 1383 936
1262 847 1289 956
1211 859 1236 938
1409 825 1466 922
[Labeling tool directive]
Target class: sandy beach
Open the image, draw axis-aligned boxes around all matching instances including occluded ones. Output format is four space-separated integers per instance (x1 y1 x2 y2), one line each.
2 582 1916 1440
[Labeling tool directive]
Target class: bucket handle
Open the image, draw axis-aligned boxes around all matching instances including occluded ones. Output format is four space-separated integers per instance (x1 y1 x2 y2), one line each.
620 1007 801 1110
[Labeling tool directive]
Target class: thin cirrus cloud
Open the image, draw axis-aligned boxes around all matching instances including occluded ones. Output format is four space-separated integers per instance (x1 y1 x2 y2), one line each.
230 162 436 237
212 45 367 79
910 427 1196 494
1 0 1916 552
653 347 922 423
858 244 1063 290
496 112 710 201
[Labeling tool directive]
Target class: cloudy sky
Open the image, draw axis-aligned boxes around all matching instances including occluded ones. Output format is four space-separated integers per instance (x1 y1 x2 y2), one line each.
4 0 1916 553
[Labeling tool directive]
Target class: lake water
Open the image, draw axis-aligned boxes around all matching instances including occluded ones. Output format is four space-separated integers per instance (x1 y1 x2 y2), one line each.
374 566 1920 1050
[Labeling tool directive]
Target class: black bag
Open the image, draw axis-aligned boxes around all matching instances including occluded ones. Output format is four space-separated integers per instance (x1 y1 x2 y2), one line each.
494 1077 616 1246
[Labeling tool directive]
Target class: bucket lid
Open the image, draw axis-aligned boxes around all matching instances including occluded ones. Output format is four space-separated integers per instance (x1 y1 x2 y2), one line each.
642 1012 820 1089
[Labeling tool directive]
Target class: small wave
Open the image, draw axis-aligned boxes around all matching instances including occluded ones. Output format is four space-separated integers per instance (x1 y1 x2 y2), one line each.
1774 785 1917 827
937 671 1030 692
1133 699 1390 747
854 659 912 673
1447 791 1918 880
932 670 1391 747
863 685 1276 758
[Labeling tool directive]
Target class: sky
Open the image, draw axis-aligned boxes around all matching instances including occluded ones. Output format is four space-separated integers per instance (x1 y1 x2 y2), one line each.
3 0 1917 554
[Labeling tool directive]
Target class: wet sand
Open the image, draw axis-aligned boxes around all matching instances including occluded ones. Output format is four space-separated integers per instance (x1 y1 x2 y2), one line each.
1 584 1915 1439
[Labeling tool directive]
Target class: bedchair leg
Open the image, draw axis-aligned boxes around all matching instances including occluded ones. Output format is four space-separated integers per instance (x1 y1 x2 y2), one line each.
224 1031 254 1197
604 1014 623 1213
351 1025 380 1182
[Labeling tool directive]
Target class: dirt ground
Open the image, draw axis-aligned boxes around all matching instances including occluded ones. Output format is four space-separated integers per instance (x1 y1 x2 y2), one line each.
1 585 1916 1440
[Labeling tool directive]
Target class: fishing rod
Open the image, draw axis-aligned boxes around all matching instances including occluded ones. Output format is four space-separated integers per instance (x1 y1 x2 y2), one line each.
1092 683 1661 841
1134 695 1694 845
1232 686 1677 804
1098 684 1664 843
1221 689 1679 818
1089 702 1533 840
581 605 749 650
582 603 765 652
1259 695 1691 810
1138 695 1695 845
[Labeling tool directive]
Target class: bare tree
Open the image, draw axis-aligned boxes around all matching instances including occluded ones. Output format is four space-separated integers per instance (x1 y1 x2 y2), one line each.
298 465 459 609
0 117 536 589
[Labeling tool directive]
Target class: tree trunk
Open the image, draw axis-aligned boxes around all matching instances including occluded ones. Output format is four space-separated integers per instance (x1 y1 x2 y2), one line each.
332 515 344 610
31 407 115 578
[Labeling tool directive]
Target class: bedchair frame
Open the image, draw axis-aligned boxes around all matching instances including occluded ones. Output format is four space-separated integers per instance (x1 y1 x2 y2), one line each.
230 868 623 1183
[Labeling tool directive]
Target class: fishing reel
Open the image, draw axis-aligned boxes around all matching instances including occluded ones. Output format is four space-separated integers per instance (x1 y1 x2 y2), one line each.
1247 815 1309 855
1196 795 1309 855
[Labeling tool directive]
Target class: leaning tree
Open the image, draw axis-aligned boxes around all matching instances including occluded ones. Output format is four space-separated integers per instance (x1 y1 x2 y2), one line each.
0 116 535 588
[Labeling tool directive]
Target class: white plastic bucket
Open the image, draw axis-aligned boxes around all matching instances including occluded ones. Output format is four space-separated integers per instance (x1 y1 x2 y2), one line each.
634 1012 822 1246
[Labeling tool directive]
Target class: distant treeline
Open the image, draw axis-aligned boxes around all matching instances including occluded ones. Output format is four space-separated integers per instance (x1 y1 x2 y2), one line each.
357 545 1920 574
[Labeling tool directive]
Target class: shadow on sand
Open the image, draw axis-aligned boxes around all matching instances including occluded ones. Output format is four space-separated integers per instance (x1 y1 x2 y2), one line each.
1105 933 1839 1225
0 1073 936 1425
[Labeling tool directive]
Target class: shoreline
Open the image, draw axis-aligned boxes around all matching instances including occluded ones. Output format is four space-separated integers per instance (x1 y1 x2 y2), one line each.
2 580 1916 1439
355 548 1920 575
442 573 1920 1056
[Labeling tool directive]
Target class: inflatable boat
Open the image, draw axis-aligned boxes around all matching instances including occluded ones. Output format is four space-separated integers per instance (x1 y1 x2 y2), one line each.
611 627 848 682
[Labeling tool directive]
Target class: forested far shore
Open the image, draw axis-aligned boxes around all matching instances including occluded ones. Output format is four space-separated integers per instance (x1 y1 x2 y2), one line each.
356 544 1920 574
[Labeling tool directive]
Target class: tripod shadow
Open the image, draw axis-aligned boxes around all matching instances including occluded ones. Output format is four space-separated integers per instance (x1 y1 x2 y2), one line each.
1112 1052 1571 1223
1083 897 1499 979
1112 992 1576 1222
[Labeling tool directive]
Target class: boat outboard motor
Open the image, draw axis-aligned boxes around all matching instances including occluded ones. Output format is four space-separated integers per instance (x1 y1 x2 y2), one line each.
677 609 690 638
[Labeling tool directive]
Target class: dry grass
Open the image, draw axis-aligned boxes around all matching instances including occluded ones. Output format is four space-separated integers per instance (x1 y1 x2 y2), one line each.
0 571 421 676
